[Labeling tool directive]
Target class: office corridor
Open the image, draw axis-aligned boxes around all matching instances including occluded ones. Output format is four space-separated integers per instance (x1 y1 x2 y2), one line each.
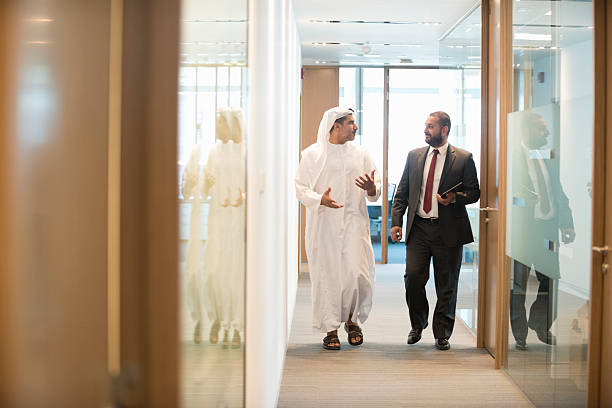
278 265 532 407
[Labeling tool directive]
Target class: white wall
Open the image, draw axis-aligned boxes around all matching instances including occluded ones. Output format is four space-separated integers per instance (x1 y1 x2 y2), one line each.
245 0 301 406
286 0 302 337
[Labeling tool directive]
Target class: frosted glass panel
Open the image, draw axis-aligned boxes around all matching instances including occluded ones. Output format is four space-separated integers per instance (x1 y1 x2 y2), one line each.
505 1 593 406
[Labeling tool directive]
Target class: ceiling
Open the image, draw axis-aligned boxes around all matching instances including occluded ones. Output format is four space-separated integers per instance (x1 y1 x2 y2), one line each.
179 0 594 68
294 0 481 67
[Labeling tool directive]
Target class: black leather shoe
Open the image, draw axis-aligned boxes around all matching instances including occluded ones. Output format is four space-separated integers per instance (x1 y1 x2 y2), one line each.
515 339 527 350
435 338 450 350
407 323 428 345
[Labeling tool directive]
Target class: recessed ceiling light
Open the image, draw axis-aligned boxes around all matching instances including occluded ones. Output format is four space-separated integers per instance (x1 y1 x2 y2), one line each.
468 56 481 60
345 53 359 57
364 54 381 57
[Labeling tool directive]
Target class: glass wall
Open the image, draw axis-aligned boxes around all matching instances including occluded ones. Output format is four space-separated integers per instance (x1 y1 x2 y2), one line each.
339 40 482 334
505 1 593 405
438 4 482 334
179 1 247 406
388 66 481 333
340 66 480 269
340 68 385 262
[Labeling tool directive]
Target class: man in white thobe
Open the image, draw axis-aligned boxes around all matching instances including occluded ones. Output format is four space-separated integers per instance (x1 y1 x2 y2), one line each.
295 107 381 350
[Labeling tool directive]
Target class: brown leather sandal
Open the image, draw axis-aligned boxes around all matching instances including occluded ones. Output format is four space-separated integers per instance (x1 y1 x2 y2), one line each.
323 333 341 350
344 323 363 346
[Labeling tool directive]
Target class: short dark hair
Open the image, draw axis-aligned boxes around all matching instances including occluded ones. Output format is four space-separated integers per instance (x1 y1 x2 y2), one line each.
330 108 354 132
429 111 451 133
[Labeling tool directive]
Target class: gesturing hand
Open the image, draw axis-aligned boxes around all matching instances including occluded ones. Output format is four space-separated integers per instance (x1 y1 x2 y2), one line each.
320 187 344 208
355 170 376 196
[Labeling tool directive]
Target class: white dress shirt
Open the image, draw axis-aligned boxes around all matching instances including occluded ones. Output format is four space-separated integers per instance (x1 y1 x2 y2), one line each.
417 142 448 218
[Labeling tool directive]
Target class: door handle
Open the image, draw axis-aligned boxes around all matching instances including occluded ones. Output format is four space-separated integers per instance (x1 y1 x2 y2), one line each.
592 245 610 255
479 207 498 223
592 246 611 275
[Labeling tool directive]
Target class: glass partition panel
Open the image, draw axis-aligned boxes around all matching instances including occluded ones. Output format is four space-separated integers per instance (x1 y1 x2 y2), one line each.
179 1 246 406
438 4 482 335
361 68 385 262
506 1 593 406
339 67 385 262
388 67 480 273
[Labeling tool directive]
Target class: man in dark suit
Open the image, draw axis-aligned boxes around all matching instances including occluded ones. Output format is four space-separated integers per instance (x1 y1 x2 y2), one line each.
391 111 480 350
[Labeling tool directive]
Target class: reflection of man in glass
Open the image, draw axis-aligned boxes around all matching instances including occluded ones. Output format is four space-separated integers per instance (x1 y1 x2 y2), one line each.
510 112 575 350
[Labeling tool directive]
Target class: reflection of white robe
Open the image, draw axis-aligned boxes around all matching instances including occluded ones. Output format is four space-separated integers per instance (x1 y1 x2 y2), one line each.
203 140 245 332
296 141 381 332
181 144 204 325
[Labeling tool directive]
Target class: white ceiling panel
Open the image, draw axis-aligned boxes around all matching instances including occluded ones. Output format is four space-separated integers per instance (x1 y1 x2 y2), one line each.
294 0 480 66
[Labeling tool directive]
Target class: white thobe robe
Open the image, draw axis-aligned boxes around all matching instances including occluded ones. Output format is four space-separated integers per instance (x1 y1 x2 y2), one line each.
181 144 204 325
203 140 245 332
296 141 381 332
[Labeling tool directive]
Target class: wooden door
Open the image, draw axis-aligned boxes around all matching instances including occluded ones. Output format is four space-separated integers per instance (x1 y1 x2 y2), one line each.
0 1 113 405
589 0 612 405
0 1 180 406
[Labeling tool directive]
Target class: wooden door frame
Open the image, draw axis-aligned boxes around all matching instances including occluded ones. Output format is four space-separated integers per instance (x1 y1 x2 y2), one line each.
587 0 607 405
119 1 179 406
494 0 513 370
476 0 490 349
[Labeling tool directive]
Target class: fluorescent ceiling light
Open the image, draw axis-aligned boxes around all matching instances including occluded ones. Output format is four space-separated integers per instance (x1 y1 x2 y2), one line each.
544 10 552 16
364 54 381 57
183 19 246 23
310 42 423 47
468 56 481 59
309 19 441 25
514 33 552 41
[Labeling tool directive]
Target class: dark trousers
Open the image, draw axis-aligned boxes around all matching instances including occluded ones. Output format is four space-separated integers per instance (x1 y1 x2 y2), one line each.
510 260 557 341
404 217 463 340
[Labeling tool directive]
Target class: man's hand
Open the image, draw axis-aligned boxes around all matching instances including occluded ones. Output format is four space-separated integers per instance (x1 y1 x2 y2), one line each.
320 187 344 208
355 170 377 196
561 228 576 244
436 192 455 206
390 226 402 242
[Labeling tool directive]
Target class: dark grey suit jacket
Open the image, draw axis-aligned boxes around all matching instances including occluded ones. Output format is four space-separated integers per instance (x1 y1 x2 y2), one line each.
391 144 480 247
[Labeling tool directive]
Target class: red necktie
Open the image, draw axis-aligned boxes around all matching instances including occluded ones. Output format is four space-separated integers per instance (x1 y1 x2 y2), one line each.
423 149 439 214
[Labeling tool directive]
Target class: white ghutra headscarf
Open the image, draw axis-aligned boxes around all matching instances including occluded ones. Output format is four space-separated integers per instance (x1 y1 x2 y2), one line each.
307 106 355 186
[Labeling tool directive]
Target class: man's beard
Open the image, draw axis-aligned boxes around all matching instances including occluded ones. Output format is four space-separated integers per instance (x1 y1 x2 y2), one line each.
426 133 443 147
